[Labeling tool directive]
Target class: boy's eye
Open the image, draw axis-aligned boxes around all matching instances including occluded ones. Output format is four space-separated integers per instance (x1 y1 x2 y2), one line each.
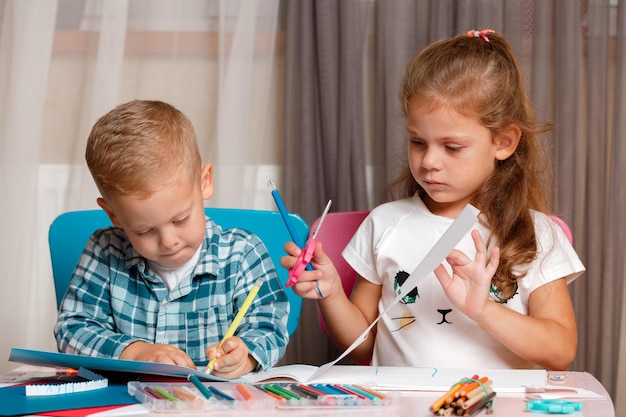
174 216 189 225
136 229 154 237
446 145 461 152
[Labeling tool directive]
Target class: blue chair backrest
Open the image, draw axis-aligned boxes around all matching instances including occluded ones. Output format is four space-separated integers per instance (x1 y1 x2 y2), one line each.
48 208 309 336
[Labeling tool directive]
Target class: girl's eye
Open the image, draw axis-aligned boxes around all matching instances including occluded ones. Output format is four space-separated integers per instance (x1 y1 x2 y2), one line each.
409 138 424 146
446 145 461 152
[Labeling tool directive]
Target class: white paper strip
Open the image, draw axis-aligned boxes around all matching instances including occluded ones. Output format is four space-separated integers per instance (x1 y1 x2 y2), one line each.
25 367 109 396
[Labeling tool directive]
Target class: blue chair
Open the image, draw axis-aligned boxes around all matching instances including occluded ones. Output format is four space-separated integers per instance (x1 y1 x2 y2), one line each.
48 208 309 337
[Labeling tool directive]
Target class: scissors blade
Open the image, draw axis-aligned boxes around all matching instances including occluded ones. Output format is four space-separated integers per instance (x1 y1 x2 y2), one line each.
312 200 332 239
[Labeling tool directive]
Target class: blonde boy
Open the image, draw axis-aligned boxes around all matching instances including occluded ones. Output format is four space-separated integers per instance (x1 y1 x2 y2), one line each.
54 100 289 378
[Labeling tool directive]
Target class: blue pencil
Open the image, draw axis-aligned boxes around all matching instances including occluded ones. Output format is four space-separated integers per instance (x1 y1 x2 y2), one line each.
187 374 213 399
268 180 313 271
208 385 236 401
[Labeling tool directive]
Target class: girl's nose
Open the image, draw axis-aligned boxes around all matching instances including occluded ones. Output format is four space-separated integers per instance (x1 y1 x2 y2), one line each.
421 148 441 170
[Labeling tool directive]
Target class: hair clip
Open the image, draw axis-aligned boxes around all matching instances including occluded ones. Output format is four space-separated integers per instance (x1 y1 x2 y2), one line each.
466 29 495 43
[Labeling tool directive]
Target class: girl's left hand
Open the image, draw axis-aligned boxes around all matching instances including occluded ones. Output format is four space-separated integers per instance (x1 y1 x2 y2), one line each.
434 229 499 320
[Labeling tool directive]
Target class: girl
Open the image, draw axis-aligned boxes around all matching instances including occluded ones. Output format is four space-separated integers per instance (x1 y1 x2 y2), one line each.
282 30 584 370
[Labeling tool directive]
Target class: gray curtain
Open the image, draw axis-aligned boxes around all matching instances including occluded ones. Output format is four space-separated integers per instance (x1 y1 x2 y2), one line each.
282 0 626 402
281 0 370 366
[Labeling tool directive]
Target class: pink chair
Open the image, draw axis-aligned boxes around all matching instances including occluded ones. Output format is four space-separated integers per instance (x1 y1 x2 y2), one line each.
310 210 370 338
549 215 574 244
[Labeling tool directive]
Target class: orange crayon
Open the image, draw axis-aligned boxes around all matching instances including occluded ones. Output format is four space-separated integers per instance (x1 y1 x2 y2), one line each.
430 380 465 412
459 376 490 397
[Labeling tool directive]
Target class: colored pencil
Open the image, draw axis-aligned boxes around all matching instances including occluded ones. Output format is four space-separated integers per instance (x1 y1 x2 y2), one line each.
206 278 263 372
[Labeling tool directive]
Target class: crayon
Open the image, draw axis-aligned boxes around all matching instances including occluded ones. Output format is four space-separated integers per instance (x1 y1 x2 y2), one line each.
289 384 320 399
187 374 213 399
464 390 496 417
430 380 464 413
152 386 179 402
172 386 200 401
267 384 301 400
144 386 166 400
465 380 493 399
459 376 490 397
351 384 386 400
462 387 494 410
208 385 236 401
298 384 326 397
207 278 263 372
333 384 367 399
257 384 286 401
236 383 253 400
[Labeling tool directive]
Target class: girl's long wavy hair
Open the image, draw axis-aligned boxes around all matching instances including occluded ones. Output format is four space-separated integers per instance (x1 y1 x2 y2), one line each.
390 31 553 301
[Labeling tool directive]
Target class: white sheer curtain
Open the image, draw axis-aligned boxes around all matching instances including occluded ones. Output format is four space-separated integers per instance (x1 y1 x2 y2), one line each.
0 0 283 373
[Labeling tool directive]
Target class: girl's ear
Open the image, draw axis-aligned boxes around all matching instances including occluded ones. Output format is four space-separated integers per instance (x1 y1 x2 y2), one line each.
96 197 121 227
495 124 522 161
200 163 214 200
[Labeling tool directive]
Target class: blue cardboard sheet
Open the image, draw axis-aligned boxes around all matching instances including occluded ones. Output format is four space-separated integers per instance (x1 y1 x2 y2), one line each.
0 383 137 416
9 347 229 381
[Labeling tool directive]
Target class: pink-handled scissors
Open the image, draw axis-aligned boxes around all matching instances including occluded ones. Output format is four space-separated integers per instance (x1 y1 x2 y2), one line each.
286 199 332 287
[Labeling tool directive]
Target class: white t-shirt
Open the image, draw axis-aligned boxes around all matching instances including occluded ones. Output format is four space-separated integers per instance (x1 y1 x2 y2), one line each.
342 195 585 369
148 246 202 291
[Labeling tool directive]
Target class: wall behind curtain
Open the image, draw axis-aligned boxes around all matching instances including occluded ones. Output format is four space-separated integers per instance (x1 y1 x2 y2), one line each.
0 0 284 373
282 0 626 403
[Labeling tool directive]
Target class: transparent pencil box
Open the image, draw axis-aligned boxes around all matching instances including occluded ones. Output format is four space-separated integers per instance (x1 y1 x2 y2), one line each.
127 381 274 413
258 382 396 409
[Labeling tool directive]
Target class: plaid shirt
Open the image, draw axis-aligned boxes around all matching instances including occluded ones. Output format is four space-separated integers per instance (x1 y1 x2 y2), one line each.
54 216 289 371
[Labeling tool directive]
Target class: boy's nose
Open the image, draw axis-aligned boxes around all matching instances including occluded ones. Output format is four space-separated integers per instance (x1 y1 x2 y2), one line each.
159 229 179 249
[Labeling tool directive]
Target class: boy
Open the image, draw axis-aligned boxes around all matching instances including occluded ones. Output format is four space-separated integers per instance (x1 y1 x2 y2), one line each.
54 100 289 378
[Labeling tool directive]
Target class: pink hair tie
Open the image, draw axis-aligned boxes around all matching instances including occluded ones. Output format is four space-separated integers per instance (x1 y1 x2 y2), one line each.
467 29 495 42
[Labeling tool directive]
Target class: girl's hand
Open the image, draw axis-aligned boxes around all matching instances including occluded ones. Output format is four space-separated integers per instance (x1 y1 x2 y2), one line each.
206 336 256 379
434 229 499 320
280 241 342 301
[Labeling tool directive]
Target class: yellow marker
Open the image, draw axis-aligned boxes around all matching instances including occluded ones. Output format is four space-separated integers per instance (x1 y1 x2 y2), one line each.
206 278 263 373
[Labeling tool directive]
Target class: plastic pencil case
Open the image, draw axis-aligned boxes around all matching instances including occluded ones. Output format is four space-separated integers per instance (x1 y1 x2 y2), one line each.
127 381 274 413
260 382 396 409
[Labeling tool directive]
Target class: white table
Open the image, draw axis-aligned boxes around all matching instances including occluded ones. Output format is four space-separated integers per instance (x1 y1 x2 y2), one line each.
1 368 614 417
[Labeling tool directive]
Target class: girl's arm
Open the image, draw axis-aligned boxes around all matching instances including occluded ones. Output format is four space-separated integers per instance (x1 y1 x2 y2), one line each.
435 230 577 370
473 278 576 370
319 276 381 362
281 242 381 362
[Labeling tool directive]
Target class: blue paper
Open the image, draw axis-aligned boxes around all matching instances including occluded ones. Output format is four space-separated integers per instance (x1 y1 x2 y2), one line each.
0 384 137 416
9 348 229 382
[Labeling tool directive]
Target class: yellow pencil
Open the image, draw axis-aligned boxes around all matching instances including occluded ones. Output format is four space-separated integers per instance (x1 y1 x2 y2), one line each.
206 278 263 373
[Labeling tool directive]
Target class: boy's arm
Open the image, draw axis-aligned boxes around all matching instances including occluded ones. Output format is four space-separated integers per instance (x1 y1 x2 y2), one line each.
230 237 290 371
53 234 140 358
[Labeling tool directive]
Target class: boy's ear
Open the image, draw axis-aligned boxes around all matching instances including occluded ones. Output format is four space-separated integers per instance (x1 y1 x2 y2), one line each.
495 124 522 161
200 163 214 200
96 197 121 227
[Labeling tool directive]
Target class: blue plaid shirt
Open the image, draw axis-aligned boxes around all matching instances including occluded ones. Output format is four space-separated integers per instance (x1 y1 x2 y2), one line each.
54 216 289 371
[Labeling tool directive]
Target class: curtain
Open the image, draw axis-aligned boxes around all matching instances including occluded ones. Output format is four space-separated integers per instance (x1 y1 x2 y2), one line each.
283 0 626 402
0 0 283 373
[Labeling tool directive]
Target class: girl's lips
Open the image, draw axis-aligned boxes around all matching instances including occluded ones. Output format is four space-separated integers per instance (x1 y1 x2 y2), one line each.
424 180 444 187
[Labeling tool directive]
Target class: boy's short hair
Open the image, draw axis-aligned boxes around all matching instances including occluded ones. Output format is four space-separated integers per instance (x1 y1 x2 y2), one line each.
86 100 201 200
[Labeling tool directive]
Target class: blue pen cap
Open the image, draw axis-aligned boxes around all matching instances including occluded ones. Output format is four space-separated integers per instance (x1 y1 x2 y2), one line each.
526 399 583 414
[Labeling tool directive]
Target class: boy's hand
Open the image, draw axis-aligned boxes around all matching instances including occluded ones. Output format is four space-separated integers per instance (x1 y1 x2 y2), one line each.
280 241 342 301
119 341 196 368
206 336 257 378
